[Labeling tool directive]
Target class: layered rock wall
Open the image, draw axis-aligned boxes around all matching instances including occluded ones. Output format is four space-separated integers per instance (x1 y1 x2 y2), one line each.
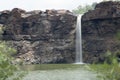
0 8 76 64
1 1 119 64
82 1 120 63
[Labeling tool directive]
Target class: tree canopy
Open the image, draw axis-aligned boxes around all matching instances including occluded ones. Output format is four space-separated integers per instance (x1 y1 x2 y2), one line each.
72 2 97 14
72 0 120 14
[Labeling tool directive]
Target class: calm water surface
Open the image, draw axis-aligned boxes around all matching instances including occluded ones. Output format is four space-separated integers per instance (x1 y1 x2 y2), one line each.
21 64 97 80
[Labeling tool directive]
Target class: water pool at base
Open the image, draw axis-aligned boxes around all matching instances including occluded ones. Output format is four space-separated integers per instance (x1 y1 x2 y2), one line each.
21 64 97 80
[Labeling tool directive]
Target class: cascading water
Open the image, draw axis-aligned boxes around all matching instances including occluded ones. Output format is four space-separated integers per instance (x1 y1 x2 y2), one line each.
75 14 83 64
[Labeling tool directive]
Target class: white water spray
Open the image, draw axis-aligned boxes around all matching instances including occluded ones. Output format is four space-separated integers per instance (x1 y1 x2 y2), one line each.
75 14 83 64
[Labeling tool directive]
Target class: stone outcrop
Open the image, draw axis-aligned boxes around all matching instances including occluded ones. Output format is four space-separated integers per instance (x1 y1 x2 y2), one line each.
0 8 76 64
83 1 120 21
82 1 120 63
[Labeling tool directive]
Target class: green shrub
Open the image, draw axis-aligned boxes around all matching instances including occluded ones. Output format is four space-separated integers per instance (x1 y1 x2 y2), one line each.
0 42 25 80
104 50 118 64
90 51 120 80
90 63 120 80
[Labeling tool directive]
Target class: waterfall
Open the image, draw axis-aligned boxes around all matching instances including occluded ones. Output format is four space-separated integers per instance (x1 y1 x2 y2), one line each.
75 14 83 64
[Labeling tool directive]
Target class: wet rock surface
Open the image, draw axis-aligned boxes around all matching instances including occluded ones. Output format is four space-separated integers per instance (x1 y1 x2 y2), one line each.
82 1 120 63
0 8 76 64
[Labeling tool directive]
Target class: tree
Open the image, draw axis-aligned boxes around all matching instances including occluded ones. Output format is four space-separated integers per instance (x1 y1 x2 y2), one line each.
72 2 97 14
0 25 25 80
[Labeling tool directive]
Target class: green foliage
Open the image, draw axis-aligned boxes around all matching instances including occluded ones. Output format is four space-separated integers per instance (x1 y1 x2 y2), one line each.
90 63 120 80
0 42 25 80
72 2 97 14
0 23 26 80
104 50 118 64
72 0 120 14
0 42 17 55
90 51 120 80
116 30 120 40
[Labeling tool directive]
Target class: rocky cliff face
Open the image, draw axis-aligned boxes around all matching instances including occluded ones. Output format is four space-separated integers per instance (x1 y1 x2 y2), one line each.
82 1 120 63
1 1 119 64
0 8 76 64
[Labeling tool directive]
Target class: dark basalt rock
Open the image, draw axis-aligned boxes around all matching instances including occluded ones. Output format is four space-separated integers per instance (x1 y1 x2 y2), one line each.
0 8 76 64
83 1 120 21
2 1 120 64
82 1 120 63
